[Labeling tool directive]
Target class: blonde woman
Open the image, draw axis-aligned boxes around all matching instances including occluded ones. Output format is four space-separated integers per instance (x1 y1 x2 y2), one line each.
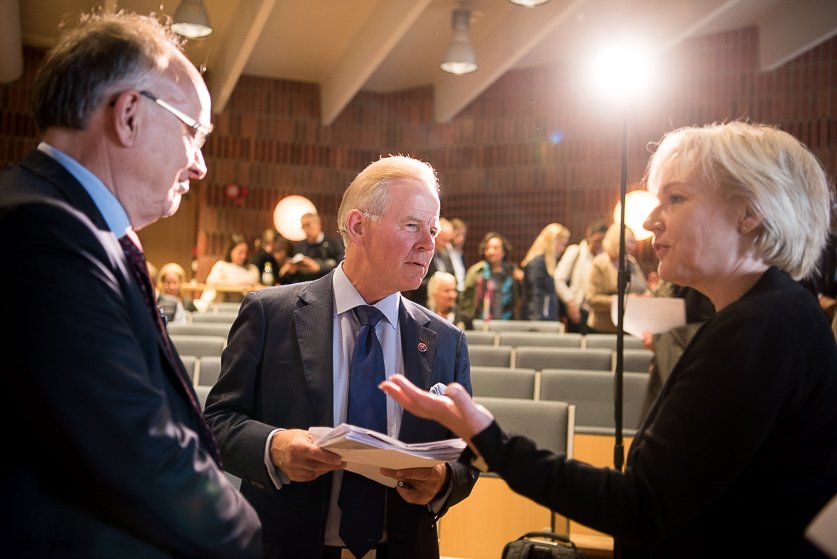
520 223 571 321
584 223 647 332
382 121 837 558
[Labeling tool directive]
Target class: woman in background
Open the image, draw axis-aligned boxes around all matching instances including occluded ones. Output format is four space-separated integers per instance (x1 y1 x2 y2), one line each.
382 121 837 558
584 223 647 332
199 233 260 309
459 232 521 327
520 223 571 321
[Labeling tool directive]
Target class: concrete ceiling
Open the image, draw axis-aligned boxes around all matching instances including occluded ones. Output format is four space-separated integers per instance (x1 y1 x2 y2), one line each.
8 0 837 124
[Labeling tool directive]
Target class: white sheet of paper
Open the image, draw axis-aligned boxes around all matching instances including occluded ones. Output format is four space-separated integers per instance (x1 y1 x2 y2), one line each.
807 494 837 558
310 424 465 487
611 295 687 339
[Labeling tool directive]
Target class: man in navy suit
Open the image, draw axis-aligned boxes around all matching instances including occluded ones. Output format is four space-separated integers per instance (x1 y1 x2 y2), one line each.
0 11 260 557
205 155 478 559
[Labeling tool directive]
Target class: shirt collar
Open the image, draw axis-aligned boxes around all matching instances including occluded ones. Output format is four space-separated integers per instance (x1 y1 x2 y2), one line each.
333 263 399 330
38 142 131 237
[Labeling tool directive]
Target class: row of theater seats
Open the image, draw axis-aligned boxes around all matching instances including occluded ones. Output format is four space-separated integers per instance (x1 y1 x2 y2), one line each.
176 348 649 435
168 312 651 432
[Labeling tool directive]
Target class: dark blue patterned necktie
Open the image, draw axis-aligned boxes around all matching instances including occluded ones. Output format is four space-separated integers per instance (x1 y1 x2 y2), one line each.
339 305 386 558
119 232 222 466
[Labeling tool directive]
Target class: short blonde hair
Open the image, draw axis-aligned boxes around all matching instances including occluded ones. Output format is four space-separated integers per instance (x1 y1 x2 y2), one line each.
427 271 456 311
520 223 571 273
337 155 439 245
157 262 186 288
645 121 833 279
602 223 634 259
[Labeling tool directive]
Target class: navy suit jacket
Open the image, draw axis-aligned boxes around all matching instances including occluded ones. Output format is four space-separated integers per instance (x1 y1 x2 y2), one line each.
204 272 478 559
0 150 261 558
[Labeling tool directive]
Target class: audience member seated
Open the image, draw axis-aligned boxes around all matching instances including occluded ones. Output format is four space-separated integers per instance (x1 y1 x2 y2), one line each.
520 222 571 321
427 271 461 326
198 233 260 311
157 262 196 324
460 232 521 328
584 223 647 333
280 212 344 284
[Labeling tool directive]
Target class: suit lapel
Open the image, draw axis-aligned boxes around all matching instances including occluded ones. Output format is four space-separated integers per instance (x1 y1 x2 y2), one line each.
397 300 437 442
294 274 336 426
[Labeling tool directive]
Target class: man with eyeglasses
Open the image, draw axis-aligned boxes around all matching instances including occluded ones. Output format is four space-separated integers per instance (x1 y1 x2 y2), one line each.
0 11 260 558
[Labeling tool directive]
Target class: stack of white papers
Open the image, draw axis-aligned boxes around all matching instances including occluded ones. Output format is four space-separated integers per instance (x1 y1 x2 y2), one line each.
310 423 466 487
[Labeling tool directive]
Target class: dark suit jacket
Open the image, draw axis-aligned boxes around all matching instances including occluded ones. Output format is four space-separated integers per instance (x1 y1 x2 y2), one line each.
0 150 261 558
204 272 479 559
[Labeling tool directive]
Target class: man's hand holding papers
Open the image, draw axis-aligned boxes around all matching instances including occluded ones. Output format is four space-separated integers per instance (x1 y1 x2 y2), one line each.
310 423 465 503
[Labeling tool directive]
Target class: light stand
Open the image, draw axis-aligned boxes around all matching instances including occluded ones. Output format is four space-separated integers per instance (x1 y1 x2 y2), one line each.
614 113 628 471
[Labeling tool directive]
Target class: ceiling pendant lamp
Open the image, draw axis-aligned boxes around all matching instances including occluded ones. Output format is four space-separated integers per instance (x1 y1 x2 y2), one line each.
441 4 477 75
508 0 551 6
171 0 213 39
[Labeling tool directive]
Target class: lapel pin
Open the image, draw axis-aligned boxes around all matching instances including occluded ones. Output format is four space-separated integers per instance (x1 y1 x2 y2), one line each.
417 341 427 353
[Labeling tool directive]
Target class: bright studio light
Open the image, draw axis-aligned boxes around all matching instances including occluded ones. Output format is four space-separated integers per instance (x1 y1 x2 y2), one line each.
273 195 317 242
589 42 654 105
613 189 656 241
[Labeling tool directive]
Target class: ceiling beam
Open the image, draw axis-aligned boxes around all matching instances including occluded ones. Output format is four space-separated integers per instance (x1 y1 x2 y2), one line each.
320 0 433 126
433 0 588 123
208 0 277 114
758 0 837 70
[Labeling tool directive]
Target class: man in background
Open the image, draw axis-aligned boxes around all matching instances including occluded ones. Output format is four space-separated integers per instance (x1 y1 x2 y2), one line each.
0 11 260 557
282 211 344 283
448 217 468 294
205 155 478 559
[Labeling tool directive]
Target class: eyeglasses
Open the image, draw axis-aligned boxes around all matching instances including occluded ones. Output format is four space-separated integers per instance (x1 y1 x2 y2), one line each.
139 90 213 149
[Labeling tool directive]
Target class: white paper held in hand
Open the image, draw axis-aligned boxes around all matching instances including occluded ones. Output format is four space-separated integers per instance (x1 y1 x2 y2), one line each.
310 423 465 487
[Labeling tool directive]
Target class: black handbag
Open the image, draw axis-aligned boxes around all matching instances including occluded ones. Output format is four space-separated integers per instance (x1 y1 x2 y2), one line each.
502 531 590 559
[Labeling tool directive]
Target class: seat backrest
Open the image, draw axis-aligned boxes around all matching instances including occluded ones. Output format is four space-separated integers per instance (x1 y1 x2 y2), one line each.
210 302 243 313
540 369 649 434
464 330 497 346
470 367 536 399
179 355 198 384
167 322 231 339
190 312 238 324
169 334 226 358
197 356 223 386
474 397 574 458
467 346 513 367
497 332 582 348
584 333 645 350
621 348 655 372
487 320 563 333
515 347 611 371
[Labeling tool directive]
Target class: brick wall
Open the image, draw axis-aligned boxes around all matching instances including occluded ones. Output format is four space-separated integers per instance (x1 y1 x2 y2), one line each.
2 26 835 274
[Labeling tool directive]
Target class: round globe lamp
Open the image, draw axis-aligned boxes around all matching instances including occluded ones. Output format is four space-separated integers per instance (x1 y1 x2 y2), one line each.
613 189 656 241
273 195 317 242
